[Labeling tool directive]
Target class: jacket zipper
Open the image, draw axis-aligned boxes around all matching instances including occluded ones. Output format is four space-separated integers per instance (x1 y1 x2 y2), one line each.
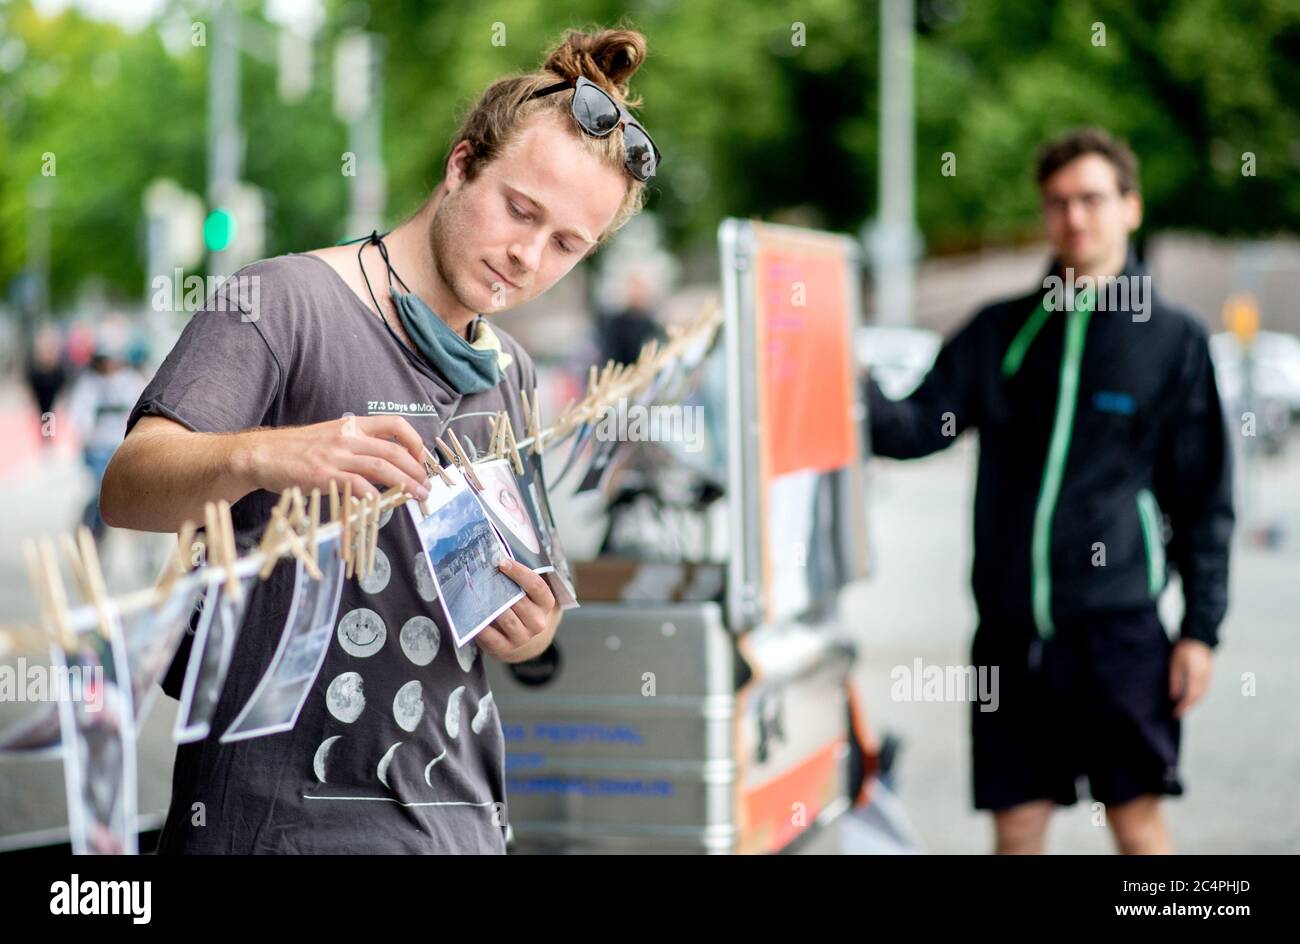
1030 296 1093 639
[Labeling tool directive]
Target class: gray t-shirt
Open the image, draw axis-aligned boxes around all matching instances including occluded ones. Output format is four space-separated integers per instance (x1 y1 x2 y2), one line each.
128 253 536 854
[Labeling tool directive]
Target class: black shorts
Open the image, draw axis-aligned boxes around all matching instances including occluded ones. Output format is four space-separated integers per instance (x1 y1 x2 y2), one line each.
970 605 1184 811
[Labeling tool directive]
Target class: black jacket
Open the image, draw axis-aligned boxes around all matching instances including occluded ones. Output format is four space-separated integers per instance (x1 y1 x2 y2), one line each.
868 252 1234 647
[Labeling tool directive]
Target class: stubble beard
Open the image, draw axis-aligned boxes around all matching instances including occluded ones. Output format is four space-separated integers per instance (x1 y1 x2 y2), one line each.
427 196 480 330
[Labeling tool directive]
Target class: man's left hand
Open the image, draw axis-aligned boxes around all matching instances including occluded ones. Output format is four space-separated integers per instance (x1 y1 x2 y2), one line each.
1169 638 1213 719
476 559 561 663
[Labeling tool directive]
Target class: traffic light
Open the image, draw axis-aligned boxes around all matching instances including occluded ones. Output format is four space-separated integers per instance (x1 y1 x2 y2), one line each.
204 207 238 253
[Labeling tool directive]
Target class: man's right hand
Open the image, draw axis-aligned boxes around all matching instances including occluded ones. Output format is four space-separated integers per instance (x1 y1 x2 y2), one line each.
102 414 433 535
241 415 432 502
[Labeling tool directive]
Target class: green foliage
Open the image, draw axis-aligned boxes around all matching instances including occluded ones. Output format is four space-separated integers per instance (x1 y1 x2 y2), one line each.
0 0 1296 308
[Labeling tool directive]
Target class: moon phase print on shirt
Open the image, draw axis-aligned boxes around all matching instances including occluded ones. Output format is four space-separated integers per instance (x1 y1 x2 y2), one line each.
445 685 465 739
325 671 365 723
377 741 401 788
471 691 494 735
455 640 479 673
412 552 438 603
392 680 425 732
399 616 440 666
423 749 448 786
337 608 386 657
358 547 391 594
378 506 394 529
313 735 341 782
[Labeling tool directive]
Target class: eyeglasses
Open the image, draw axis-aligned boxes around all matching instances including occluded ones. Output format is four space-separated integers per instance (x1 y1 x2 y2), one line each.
1041 191 1115 216
530 76 661 182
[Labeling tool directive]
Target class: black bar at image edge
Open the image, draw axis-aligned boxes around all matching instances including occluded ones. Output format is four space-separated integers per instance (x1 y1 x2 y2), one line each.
2 854 1285 928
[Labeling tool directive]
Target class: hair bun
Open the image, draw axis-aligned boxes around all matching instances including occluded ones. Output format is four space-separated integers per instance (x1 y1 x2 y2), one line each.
543 28 647 105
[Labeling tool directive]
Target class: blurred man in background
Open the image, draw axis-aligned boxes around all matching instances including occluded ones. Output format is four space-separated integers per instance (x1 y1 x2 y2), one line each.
596 271 664 367
867 128 1234 854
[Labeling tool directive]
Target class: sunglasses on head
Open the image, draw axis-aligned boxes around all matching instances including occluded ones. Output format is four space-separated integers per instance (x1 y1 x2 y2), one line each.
530 75 661 182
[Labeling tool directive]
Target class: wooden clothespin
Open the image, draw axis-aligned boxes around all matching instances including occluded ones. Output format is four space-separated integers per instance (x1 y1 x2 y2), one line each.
414 451 437 515
279 506 323 582
204 502 222 581
282 528 322 581
532 391 545 455
30 537 76 650
216 500 240 600
487 414 502 460
423 446 454 488
353 494 371 580
76 526 115 642
288 487 308 535
59 532 91 601
272 489 294 519
502 411 525 476
366 491 382 577
211 502 242 603
493 412 508 459
308 489 321 572
434 435 456 468
446 429 485 491
158 519 198 597
257 507 287 580
345 495 362 580
341 480 353 573
520 389 538 453
20 541 58 651
435 435 479 489
351 494 367 579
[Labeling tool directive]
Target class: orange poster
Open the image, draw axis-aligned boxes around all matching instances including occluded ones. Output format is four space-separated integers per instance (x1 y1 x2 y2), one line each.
754 229 857 478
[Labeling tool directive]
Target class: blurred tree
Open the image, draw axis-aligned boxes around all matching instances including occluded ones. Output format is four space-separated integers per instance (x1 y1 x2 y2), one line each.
0 0 1296 310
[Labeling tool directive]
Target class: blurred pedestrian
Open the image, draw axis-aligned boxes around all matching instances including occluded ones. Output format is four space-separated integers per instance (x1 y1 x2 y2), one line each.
24 326 66 447
866 128 1234 854
68 350 146 543
596 271 664 367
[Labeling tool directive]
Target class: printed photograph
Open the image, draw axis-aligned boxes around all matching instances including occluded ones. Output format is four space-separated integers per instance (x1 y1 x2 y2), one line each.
221 535 345 742
174 569 259 744
521 453 578 610
120 575 206 726
60 625 137 856
475 457 553 573
408 471 524 647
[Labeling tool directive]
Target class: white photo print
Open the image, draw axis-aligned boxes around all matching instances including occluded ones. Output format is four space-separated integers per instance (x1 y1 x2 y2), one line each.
406 465 524 647
221 534 345 742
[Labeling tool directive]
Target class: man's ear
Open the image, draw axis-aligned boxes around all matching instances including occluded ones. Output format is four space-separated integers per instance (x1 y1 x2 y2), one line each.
443 140 475 193
1123 190 1143 233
